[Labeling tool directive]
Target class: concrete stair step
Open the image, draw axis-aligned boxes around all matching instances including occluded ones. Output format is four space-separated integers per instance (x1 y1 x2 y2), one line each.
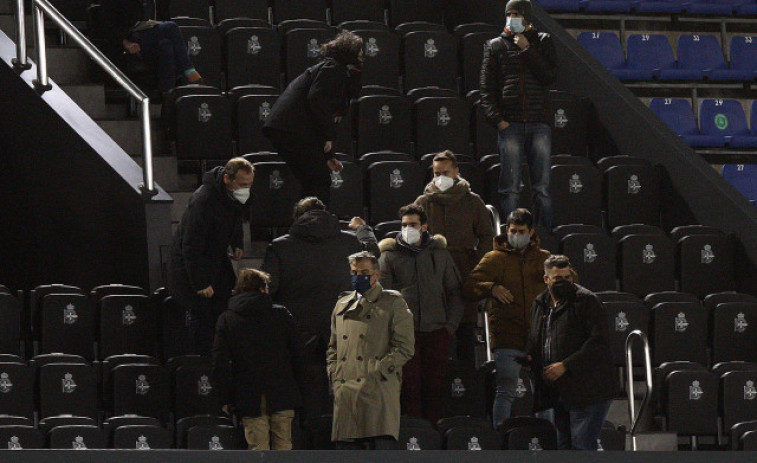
97 119 166 156
131 155 198 193
59 84 133 120
46 47 91 84
170 192 192 223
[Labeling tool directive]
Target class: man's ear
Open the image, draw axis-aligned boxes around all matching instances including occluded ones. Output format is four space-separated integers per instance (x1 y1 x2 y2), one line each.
421 224 429 233
543 274 549 285
223 173 231 185
529 227 536 237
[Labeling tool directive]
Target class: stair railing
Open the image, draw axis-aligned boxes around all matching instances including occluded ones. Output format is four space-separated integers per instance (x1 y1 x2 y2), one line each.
625 329 654 451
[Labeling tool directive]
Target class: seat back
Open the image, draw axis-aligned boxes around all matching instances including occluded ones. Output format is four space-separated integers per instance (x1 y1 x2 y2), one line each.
461 32 500 94
40 293 95 360
577 31 625 69
721 370 757 430
214 0 268 22
604 300 650 366
112 364 170 423
604 164 661 228
39 362 98 419
649 97 700 137
704 291 757 310
0 425 44 449
112 424 172 449
247 161 302 229
389 0 444 26
174 362 220 419
626 34 676 70
445 360 486 419
700 99 750 137
332 0 386 28
99 294 157 358
175 94 233 160
444 426 501 450
0 363 34 419
677 34 726 71
561 233 616 292
413 97 470 156
352 29 400 89
550 164 602 227
678 234 735 297
722 163 757 202
618 234 675 297
0 293 22 356
175 415 234 448
284 28 335 83
329 161 363 219
186 424 244 450
663 370 718 435
356 95 412 155
643 291 700 307
236 93 279 153
712 302 757 364
367 161 425 223
402 31 458 92
224 27 281 89
178 25 222 88
651 302 709 366
48 425 107 449
500 417 557 450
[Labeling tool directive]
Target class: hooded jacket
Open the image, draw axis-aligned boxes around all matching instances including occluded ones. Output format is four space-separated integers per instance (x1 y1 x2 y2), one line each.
414 177 494 280
168 166 245 300
262 209 379 338
378 234 465 333
479 25 557 126
463 234 550 351
212 291 306 417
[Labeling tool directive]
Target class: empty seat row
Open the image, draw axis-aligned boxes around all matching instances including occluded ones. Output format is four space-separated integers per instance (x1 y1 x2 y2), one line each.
650 98 757 148
722 163 757 203
538 0 757 15
579 32 757 82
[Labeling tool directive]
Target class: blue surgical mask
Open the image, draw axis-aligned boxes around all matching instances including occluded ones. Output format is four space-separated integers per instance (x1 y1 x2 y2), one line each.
506 17 526 34
351 274 372 294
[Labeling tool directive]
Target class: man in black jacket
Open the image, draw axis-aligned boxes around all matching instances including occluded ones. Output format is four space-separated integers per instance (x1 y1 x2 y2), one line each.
212 268 306 450
525 255 616 450
479 0 557 229
168 158 254 355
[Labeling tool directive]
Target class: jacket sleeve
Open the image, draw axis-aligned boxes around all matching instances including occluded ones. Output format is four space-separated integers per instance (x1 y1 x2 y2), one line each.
522 33 557 87
326 308 338 381
355 224 380 258
378 296 415 379
474 199 495 261
479 39 506 127
181 199 214 291
442 251 465 334
284 308 307 393
231 216 243 251
261 244 281 297
211 315 233 408
307 64 345 149
463 251 501 301
561 294 611 375
378 253 395 290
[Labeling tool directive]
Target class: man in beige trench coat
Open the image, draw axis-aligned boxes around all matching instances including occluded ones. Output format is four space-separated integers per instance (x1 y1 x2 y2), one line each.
327 251 415 449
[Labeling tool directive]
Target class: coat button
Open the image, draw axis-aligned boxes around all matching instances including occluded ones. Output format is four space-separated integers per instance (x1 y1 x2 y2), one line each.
341 357 346 362
340 379 345 383
359 334 365 339
356 378 362 383
342 335 348 339
357 356 363 361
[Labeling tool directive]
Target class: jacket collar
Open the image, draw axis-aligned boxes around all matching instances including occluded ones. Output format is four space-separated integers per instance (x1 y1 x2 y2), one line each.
338 283 383 315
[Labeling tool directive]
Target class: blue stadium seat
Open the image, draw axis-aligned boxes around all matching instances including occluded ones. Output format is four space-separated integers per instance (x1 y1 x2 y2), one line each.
577 32 638 79
580 0 632 12
728 36 757 81
631 0 682 13
534 0 581 11
735 0 757 15
699 99 757 148
625 34 677 81
658 34 718 80
722 164 757 202
649 98 723 147
681 0 735 15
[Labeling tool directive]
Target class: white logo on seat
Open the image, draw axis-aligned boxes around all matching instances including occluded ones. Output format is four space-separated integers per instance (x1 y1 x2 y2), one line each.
136 374 150 395
529 437 543 451
615 311 630 332
8 436 22 450
0 373 13 393
258 101 272 121
583 243 597 263
187 36 202 56
554 108 568 128
569 173 583 194
62 372 77 394
136 435 150 450
745 380 757 400
247 35 262 55
735 313 749 333
628 175 642 194
122 305 137 326
515 378 527 398
198 375 213 396
437 106 451 126
390 169 404 189
209 436 223 450
701 245 715 264
270 170 284 190
689 380 703 400
642 244 656 264
64 303 79 325
379 105 393 125
331 171 344 189
468 436 482 451
366 37 380 57
72 436 87 450
198 103 212 123
597 439 604 451
451 377 466 397
307 38 320 58
424 39 438 58
407 437 421 450
675 312 689 333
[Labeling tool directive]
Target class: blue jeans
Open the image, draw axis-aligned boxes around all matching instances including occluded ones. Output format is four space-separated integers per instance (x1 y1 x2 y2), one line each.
553 398 611 450
493 348 525 428
131 22 195 92
497 122 552 229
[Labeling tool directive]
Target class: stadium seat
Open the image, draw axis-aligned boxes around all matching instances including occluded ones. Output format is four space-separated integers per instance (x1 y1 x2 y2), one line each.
111 363 170 423
374 220 402 240
714 36 757 81
631 0 682 13
352 29 400 89
99 294 157 358
247 162 302 229
677 234 735 297
377 425 442 449
550 164 603 227
329 161 363 219
655 361 708 401
0 425 44 449
603 300 649 366
0 293 22 356
553 224 603 239
545 91 589 156
649 98 724 147
174 94 233 160
551 154 593 166
407 87 458 101
172 359 221 419
669 224 723 243
534 0 581 11
402 31 458 92
560 232 616 292
356 94 412 155
236 93 279 153
162 85 222 141
413 97 470 156
712 302 757 364
389 0 444 26
112 425 173 449
721 370 757 431
301 415 334 449
733 100 757 147
461 32 500 94
618 233 675 297
0 416 32 427
712 361 757 378
170 0 210 21
604 163 661 228
731 420 757 450
214 0 269 22
29 284 82 337
511 368 536 417
643 291 699 307
278 19 331 35
722 163 757 202
734 0 757 15
742 430 757 450
674 34 740 81
700 99 757 148
0 362 34 419
662 370 719 436
48 425 108 449
186 424 244 450
436 416 490 436
272 0 327 23
577 32 638 79
704 291 757 310
360 152 414 175
611 224 665 241
224 27 281 90
651 301 709 366
444 426 502 450
103 415 163 442
284 28 335 83
681 0 735 15
175 415 234 447
39 363 98 419
367 161 425 223
596 291 643 304
499 417 558 450
159 296 194 361
580 0 632 12
598 423 626 450
331 0 386 24
90 284 146 302
39 293 95 360
178 25 222 88
445 360 487 418
625 34 676 81
597 154 651 172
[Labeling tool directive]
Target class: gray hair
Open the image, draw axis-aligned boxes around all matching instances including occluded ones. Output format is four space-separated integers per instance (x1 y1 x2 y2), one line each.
544 254 571 273
348 251 379 271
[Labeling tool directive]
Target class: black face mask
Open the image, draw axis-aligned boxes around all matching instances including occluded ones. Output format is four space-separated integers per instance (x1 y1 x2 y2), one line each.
550 280 575 301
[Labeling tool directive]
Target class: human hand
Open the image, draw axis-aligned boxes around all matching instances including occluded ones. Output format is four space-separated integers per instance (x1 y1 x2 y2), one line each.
514 34 530 50
323 141 333 153
222 404 231 415
523 354 533 371
348 217 366 230
497 120 510 131
492 285 514 304
123 40 141 55
327 158 343 172
543 362 566 381
197 286 214 298
229 247 244 260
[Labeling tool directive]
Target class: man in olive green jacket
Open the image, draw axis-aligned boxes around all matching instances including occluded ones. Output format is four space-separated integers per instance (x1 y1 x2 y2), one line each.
327 251 415 448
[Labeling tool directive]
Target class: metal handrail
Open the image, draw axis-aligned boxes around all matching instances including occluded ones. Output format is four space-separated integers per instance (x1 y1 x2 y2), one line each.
16 0 157 196
482 204 501 363
625 329 653 451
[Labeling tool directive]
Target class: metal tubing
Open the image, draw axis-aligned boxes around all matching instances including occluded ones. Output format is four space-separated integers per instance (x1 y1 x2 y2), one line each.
13 0 29 69
32 3 48 88
625 329 653 451
140 98 155 193
482 205 501 363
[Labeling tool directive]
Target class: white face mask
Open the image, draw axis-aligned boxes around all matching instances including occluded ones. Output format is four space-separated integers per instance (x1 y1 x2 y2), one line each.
232 188 251 204
434 175 454 192
507 17 526 34
401 226 422 245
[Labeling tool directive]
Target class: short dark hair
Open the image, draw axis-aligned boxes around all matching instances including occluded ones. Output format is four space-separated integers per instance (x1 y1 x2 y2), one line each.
505 208 533 230
235 268 270 293
432 150 458 167
224 157 254 179
399 204 427 224
348 251 379 271
321 30 364 66
544 254 571 272
293 196 326 220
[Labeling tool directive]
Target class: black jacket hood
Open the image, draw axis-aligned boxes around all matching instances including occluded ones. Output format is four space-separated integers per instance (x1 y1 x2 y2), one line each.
228 291 273 317
289 210 342 242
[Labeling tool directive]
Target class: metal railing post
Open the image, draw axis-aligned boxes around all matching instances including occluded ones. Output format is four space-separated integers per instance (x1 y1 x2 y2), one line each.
12 0 31 70
31 2 51 90
625 330 653 451
140 98 157 195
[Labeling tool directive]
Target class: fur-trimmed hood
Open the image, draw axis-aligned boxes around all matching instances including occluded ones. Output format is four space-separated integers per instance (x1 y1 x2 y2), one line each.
379 234 448 253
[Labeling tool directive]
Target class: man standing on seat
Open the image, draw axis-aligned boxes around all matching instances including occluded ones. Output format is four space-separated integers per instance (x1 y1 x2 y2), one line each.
168 157 254 355
378 204 465 425
526 255 616 450
464 208 549 427
480 0 557 229
413 151 494 362
328 252 415 449
263 31 364 207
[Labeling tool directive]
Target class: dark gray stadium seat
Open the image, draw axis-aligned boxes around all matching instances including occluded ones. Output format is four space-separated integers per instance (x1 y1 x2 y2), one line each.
721 370 757 431
367 161 425 224
712 302 757 364
356 94 412 155
178 25 222 88
0 425 44 449
444 426 501 450
39 363 98 419
40 293 95 360
499 417 557 450
461 32 500 94
0 363 34 419
0 293 22 356
550 164 603 227
284 28 335 83
161 85 222 141
247 162 302 228
224 27 281 89
99 294 157 358
173 360 220 419
704 292 757 311
329 161 363 219
186 424 245 450
618 233 674 297
48 425 107 449
352 29 400 89
90 284 146 303
643 291 699 308
170 0 210 21
677 234 735 298
413 96 470 156
236 93 279 153
545 91 589 157
731 420 757 450
651 301 709 366
112 424 172 449
602 301 649 366
560 233 616 292
669 225 724 244
112 363 170 423
402 30 458 92
611 224 666 242
604 164 661 228
662 370 718 436
445 360 487 419
174 94 233 160
175 415 234 448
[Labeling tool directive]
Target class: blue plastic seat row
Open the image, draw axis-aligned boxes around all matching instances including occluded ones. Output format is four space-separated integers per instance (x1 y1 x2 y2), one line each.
722 164 757 203
536 0 757 15
578 32 757 81
649 98 757 148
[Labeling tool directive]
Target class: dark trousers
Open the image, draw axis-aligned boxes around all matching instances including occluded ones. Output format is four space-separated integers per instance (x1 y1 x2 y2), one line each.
131 21 194 92
265 129 332 207
553 398 612 450
401 328 450 425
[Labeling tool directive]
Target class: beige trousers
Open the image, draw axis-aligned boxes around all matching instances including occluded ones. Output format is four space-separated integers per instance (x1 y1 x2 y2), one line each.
242 395 295 450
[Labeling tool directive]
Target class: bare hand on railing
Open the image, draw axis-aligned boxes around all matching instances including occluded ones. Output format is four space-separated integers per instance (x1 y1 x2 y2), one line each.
122 39 141 56
492 285 514 304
